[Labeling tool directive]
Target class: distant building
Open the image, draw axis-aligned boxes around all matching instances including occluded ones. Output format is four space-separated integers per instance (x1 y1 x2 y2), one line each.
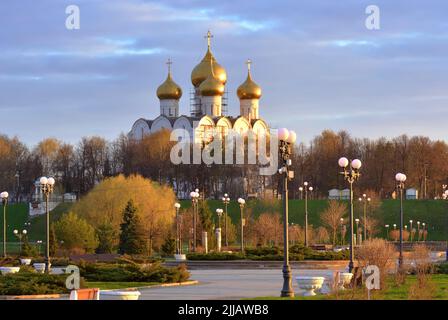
406 188 418 200
328 188 350 200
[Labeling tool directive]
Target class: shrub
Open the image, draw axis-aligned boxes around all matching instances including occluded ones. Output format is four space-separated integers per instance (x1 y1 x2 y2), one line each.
408 244 436 300
356 238 396 289
0 272 85 295
434 262 448 274
78 261 190 283
54 212 99 254
187 252 245 260
245 247 281 256
305 250 349 261
290 244 313 256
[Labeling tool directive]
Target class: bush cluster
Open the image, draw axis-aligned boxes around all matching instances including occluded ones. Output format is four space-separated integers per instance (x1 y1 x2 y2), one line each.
78 261 190 283
186 252 245 260
0 271 77 295
186 246 349 261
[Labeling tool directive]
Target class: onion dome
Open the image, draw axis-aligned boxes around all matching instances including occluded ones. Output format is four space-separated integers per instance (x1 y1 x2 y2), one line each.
191 31 227 86
237 59 262 100
156 59 182 100
199 62 225 96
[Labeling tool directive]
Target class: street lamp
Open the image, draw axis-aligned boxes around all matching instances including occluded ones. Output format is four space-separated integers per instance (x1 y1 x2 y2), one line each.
299 182 313 247
358 194 371 242
393 223 397 230
409 220 413 242
385 224 390 240
174 203 181 255
395 172 407 270
222 194 230 247
422 223 426 241
338 156 362 273
216 208 223 229
417 221 421 241
444 189 448 261
215 208 223 252
1 191 9 258
39 176 55 272
13 229 27 255
237 198 246 254
190 191 200 252
278 127 296 298
355 218 360 245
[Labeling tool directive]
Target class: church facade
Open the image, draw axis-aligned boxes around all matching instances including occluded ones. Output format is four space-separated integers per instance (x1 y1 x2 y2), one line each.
129 31 269 145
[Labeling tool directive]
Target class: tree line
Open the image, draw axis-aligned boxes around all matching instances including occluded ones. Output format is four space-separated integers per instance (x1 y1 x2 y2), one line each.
1 129 447 201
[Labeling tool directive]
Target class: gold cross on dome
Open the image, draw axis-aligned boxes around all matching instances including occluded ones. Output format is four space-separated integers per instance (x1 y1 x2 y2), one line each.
246 59 252 72
205 30 213 48
166 58 172 73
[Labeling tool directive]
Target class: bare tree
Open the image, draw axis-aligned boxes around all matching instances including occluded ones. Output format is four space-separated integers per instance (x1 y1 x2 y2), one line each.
321 200 347 245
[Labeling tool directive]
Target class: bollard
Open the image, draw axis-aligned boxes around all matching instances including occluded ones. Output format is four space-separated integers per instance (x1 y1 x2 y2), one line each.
215 228 221 252
202 231 208 253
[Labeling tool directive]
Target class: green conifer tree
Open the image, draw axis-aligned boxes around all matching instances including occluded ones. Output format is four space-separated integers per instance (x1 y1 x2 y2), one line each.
119 199 147 255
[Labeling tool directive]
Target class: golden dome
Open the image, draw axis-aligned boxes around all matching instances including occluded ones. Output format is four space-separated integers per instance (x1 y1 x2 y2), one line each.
237 60 262 99
199 70 225 96
191 31 227 86
157 69 182 100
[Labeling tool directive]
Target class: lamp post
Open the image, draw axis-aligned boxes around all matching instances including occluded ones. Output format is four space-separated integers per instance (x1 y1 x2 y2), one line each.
237 198 245 254
385 224 390 240
393 223 397 230
174 203 181 255
417 221 421 241
422 223 426 241
340 218 344 245
395 172 407 270
215 208 223 252
222 194 230 247
444 190 448 261
358 194 371 242
338 156 362 273
1 191 8 258
39 176 55 273
278 127 296 297
409 220 413 242
190 191 199 252
13 229 27 255
299 182 313 247
355 218 360 245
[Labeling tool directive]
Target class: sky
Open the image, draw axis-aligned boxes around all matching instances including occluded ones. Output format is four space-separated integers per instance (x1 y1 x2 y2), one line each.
0 0 447 146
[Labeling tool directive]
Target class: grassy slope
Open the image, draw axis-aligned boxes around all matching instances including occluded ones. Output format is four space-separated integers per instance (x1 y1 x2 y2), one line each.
180 199 448 240
3 198 447 243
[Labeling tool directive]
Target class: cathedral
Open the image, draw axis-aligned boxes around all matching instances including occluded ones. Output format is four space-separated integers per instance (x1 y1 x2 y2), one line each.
129 31 269 144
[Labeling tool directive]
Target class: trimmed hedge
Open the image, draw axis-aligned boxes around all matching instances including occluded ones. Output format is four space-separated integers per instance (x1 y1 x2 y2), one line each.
0 272 77 295
186 246 349 261
78 261 190 283
187 252 245 260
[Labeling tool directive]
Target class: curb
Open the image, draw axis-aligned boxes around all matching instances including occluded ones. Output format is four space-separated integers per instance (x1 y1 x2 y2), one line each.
0 293 70 300
102 280 200 291
0 281 199 299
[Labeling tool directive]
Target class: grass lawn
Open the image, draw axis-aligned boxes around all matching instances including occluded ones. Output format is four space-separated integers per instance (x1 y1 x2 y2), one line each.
180 199 448 240
85 281 159 290
252 274 448 300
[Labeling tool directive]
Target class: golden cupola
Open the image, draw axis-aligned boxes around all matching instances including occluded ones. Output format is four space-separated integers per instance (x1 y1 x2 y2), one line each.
237 59 262 100
157 60 182 100
191 31 227 87
199 60 225 96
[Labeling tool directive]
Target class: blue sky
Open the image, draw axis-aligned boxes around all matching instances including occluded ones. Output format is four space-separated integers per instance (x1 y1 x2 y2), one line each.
0 0 447 146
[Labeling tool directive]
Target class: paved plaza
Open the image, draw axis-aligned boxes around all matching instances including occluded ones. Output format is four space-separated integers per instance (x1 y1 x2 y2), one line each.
138 268 346 300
